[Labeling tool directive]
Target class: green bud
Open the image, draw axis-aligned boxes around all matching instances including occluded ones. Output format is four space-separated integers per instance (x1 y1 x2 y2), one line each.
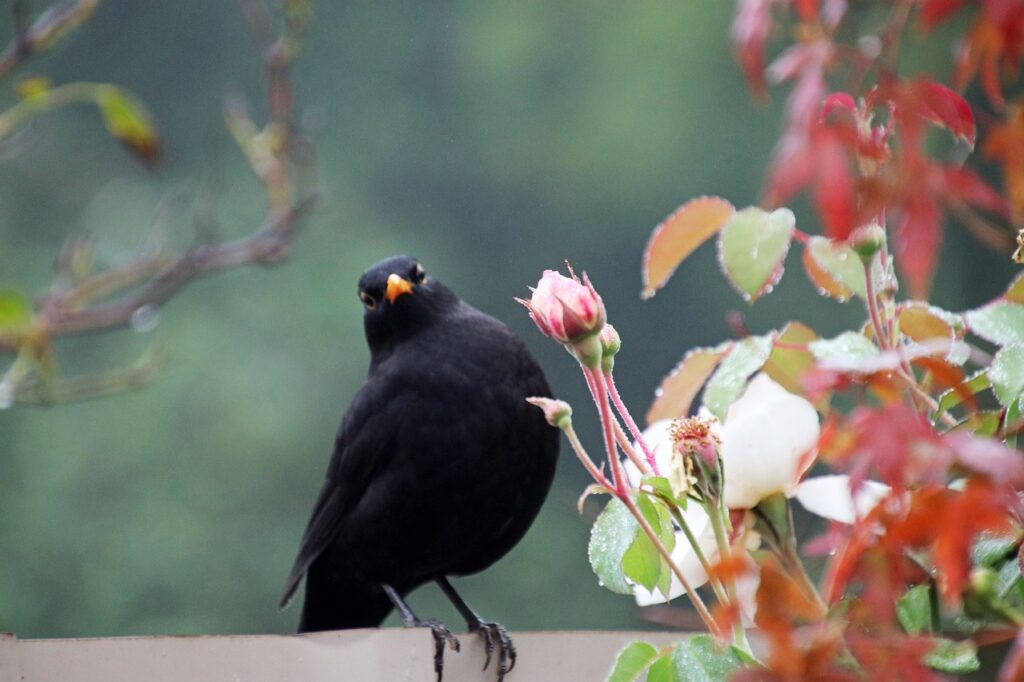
599 324 620 372
849 223 886 264
970 566 998 600
526 396 573 430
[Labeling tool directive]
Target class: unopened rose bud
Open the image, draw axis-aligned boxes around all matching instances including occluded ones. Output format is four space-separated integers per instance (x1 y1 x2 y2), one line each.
526 396 573 430
849 223 886 264
970 566 998 600
517 269 606 349
599 324 621 372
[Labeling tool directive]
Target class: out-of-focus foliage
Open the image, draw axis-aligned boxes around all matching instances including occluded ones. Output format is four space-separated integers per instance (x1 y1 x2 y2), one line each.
0 0 1015 641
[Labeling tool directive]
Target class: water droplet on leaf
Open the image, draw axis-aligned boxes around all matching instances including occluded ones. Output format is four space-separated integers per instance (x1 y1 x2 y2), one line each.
131 305 160 332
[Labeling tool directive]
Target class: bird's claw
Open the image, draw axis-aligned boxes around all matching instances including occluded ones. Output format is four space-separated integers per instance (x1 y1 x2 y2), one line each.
471 620 516 681
414 618 460 682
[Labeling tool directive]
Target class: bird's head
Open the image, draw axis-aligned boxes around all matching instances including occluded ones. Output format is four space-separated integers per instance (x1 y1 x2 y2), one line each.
357 255 459 351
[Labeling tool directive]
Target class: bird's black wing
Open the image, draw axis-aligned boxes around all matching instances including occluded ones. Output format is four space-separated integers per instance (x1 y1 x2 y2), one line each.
279 376 401 608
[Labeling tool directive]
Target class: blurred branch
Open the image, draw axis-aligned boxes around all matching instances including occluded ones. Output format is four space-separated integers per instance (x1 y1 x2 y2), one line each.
1 0 319 404
0 0 100 81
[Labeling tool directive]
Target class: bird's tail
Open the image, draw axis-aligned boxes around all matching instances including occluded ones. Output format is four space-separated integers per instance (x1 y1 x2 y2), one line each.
297 569 395 632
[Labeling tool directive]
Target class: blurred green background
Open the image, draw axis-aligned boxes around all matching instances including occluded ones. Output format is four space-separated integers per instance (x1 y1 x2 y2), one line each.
0 1 1016 638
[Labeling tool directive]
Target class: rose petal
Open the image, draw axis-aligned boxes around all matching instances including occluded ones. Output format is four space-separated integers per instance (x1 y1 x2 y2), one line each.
795 474 890 524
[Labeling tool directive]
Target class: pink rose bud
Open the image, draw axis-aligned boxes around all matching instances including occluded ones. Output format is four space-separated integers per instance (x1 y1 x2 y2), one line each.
517 269 606 346
526 396 573 429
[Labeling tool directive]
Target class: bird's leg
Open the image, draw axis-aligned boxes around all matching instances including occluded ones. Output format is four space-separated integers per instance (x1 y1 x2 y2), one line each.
436 576 517 681
381 583 460 682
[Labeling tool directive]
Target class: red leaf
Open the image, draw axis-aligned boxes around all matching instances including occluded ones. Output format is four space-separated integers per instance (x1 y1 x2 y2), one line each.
917 81 977 146
919 0 972 29
794 0 818 22
820 92 856 121
814 131 856 239
932 478 1015 598
732 0 776 93
894 191 942 299
765 134 817 206
943 165 1011 217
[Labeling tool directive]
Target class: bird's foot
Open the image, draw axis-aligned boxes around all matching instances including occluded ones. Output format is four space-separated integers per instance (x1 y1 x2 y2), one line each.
409 617 460 682
470 620 516 681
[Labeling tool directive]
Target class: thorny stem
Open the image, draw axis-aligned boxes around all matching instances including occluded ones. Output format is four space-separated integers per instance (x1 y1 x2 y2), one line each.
562 421 615 491
584 365 627 495
896 368 959 428
613 418 651 477
605 370 660 474
620 493 723 638
863 260 889 351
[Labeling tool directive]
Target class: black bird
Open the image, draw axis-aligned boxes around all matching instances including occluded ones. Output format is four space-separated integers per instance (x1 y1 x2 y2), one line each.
280 255 559 680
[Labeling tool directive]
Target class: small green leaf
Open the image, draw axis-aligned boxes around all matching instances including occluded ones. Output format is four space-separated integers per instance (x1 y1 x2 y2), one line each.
702 334 773 420
990 344 1024 408
936 370 990 417
1007 397 1022 448
589 497 638 595
923 638 980 674
965 302 1024 347
807 236 868 300
607 641 661 682
623 495 675 592
0 289 31 333
896 584 933 635
671 635 748 681
972 532 1020 566
762 321 819 400
645 653 676 682
622 526 661 591
94 85 160 164
718 207 795 303
809 331 879 363
997 558 1022 598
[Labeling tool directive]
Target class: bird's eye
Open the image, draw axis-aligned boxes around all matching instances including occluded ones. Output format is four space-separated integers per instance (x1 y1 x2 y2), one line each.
413 263 427 284
359 291 378 310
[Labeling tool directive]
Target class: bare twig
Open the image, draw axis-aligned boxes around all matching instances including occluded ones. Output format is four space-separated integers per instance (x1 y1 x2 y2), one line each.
0 0 100 81
1 0 318 404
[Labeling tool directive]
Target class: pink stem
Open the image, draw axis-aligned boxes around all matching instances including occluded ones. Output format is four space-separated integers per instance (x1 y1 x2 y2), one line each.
605 370 660 475
584 365 627 496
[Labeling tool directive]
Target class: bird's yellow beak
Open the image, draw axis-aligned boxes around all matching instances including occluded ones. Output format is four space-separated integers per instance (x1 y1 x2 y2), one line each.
385 273 415 303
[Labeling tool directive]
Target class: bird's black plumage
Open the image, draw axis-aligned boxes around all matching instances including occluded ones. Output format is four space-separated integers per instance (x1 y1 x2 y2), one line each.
281 255 559 678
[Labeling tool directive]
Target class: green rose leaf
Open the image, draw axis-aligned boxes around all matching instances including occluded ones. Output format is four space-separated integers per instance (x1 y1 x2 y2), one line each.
965 302 1024 347
607 640 661 682
924 638 980 675
896 584 934 635
808 332 879 365
589 497 639 595
622 494 675 592
718 207 795 303
935 369 991 419
671 635 749 681
989 344 1024 408
702 334 773 420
